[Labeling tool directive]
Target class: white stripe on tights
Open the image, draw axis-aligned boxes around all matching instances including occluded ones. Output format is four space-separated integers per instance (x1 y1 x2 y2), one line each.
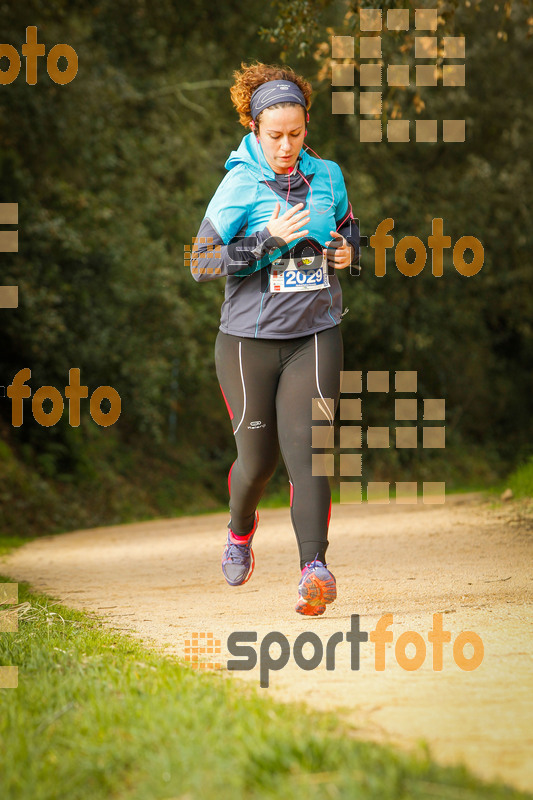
314 332 333 424
233 341 247 435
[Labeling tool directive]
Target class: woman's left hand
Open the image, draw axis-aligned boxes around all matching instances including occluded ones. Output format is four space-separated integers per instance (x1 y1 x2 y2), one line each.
323 231 355 270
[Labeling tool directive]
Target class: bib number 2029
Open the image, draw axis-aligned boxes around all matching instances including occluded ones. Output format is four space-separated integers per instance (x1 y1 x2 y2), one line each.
269 256 330 293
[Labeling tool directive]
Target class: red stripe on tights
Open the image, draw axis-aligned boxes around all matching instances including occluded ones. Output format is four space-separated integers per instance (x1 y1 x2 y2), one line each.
219 384 234 420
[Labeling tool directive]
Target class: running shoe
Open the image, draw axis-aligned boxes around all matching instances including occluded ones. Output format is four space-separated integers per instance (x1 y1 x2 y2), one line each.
295 556 337 616
221 512 259 586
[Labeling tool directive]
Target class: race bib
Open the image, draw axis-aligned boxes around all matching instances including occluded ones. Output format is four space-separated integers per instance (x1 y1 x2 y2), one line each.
269 255 330 293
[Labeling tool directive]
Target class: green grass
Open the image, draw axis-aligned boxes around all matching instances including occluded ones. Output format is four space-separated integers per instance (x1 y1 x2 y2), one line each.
1 577 531 800
505 455 533 499
0 535 35 557
482 454 533 511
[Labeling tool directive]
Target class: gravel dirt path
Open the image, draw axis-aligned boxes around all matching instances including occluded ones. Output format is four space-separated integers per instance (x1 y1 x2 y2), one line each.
2 492 532 792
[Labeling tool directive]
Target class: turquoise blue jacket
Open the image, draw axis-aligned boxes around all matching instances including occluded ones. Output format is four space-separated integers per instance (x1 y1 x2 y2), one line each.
191 133 359 338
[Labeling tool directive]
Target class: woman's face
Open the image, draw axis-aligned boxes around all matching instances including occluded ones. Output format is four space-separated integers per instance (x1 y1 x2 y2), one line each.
256 105 306 174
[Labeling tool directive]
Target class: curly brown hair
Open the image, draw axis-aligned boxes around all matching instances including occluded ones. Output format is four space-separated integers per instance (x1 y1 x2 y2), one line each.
230 61 312 131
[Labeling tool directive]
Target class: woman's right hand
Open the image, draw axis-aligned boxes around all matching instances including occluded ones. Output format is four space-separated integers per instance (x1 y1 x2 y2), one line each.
266 202 311 246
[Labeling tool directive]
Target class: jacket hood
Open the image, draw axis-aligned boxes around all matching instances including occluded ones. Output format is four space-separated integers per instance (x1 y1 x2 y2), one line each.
224 132 312 178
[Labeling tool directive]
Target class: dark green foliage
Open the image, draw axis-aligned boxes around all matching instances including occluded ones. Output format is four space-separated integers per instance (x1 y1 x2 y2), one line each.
0 0 531 537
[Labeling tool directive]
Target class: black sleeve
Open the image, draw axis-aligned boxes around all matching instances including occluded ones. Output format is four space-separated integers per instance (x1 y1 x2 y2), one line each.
188 219 277 283
335 202 360 266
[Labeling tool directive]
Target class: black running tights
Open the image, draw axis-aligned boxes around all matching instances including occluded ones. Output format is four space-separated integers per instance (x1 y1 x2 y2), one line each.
215 325 343 568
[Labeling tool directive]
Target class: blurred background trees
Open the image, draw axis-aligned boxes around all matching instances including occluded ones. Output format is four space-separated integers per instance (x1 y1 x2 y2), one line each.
0 0 531 537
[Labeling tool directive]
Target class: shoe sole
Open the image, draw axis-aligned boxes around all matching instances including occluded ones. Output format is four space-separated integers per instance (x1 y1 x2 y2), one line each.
299 571 337 606
295 598 326 616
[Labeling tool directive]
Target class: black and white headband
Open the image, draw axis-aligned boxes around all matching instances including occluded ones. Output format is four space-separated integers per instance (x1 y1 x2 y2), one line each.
250 80 307 121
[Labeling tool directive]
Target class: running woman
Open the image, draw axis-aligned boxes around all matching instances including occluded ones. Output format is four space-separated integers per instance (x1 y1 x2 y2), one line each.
190 62 360 615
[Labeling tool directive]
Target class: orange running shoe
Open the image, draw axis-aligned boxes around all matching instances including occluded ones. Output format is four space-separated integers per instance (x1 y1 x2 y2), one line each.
295 556 337 616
